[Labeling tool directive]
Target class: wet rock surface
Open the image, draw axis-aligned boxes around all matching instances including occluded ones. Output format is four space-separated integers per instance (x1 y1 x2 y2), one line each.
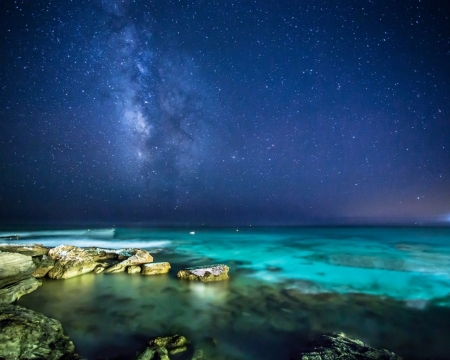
104 249 154 273
0 252 40 304
0 243 50 257
177 265 229 282
0 304 78 360
142 262 171 275
32 254 56 278
0 252 36 288
290 332 402 360
0 277 41 304
48 245 102 279
128 265 142 274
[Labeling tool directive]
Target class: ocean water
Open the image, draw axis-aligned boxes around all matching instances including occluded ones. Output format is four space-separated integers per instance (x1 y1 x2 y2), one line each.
2 227 450 359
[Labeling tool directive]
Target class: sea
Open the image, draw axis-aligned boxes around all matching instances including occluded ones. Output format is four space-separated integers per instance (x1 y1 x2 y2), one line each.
1 226 450 359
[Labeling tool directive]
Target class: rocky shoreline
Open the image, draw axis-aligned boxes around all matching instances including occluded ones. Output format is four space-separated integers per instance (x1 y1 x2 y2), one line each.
0 243 402 359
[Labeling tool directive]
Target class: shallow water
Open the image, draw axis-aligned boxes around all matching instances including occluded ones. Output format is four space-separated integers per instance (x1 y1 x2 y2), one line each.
5 227 450 359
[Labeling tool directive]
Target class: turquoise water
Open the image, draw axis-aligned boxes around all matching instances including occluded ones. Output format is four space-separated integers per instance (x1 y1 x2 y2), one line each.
2 227 450 359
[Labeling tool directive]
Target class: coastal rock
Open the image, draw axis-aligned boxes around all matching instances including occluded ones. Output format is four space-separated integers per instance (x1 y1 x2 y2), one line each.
32 255 55 278
0 277 41 304
148 334 188 355
104 249 153 273
0 244 49 257
0 252 40 303
191 349 207 360
0 252 36 288
136 347 157 360
136 346 170 360
142 262 171 275
128 265 142 274
177 265 229 282
48 245 99 279
0 304 78 360
290 332 402 360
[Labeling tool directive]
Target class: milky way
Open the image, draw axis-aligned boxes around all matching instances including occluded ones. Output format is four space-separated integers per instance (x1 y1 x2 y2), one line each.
1 0 450 225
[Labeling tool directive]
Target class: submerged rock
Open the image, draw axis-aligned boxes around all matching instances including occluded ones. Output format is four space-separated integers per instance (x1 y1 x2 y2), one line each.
136 346 170 360
0 304 78 360
177 265 229 282
290 332 402 360
0 244 49 257
32 255 55 278
142 262 171 275
0 252 40 304
104 249 153 273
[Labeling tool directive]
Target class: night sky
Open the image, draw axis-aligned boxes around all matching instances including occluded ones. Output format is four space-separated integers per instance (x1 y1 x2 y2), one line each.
1 0 450 225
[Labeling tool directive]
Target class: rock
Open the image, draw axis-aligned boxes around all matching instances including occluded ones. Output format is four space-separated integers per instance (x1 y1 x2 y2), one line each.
0 304 79 360
177 265 229 282
128 265 142 274
32 255 55 278
155 346 170 360
0 244 50 257
136 347 157 360
104 249 153 273
47 245 100 279
148 334 188 355
0 252 40 304
136 346 169 360
192 349 207 360
142 262 171 275
0 252 36 288
0 277 41 304
290 332 402 360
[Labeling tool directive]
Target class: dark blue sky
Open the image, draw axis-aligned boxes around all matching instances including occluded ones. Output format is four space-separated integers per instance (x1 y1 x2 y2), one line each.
1 0 450 225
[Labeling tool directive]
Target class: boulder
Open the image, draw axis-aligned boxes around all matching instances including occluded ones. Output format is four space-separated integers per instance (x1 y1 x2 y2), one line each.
0 277 41 305
290 332 402 360
148 334 188 355
32 255 55 278
0 244 49 257
0 252 40 304
127 265 142 274
0 252 36 288
142 262 171 275
104 249 153 273
177 265 229 282
47 245 100 279
136 346 170 360
0 304 79 360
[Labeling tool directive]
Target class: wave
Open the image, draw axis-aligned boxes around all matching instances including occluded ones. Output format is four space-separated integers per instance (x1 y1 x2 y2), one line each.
0 228 116 239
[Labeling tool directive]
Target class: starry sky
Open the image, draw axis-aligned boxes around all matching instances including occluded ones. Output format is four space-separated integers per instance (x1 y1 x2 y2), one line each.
1 0 450 226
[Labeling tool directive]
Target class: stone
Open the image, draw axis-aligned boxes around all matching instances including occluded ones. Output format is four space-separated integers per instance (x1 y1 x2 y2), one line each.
0 277 41 304
0 252 36 288
290 332 402 360
177 265 229 282
32 255 55 278
141 262 171 275
47 245 100 279
192 349 207 360
148 334 188 355
0 252 40 304
128 265 142 274
104 249 153 273
0 304 79 360
0 243 50 257
136 347 157 360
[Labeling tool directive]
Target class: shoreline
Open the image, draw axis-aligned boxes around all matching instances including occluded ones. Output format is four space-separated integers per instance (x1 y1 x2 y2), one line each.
1 241 450 359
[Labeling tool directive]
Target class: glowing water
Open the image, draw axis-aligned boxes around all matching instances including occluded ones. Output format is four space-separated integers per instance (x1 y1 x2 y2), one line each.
3 227 450 359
